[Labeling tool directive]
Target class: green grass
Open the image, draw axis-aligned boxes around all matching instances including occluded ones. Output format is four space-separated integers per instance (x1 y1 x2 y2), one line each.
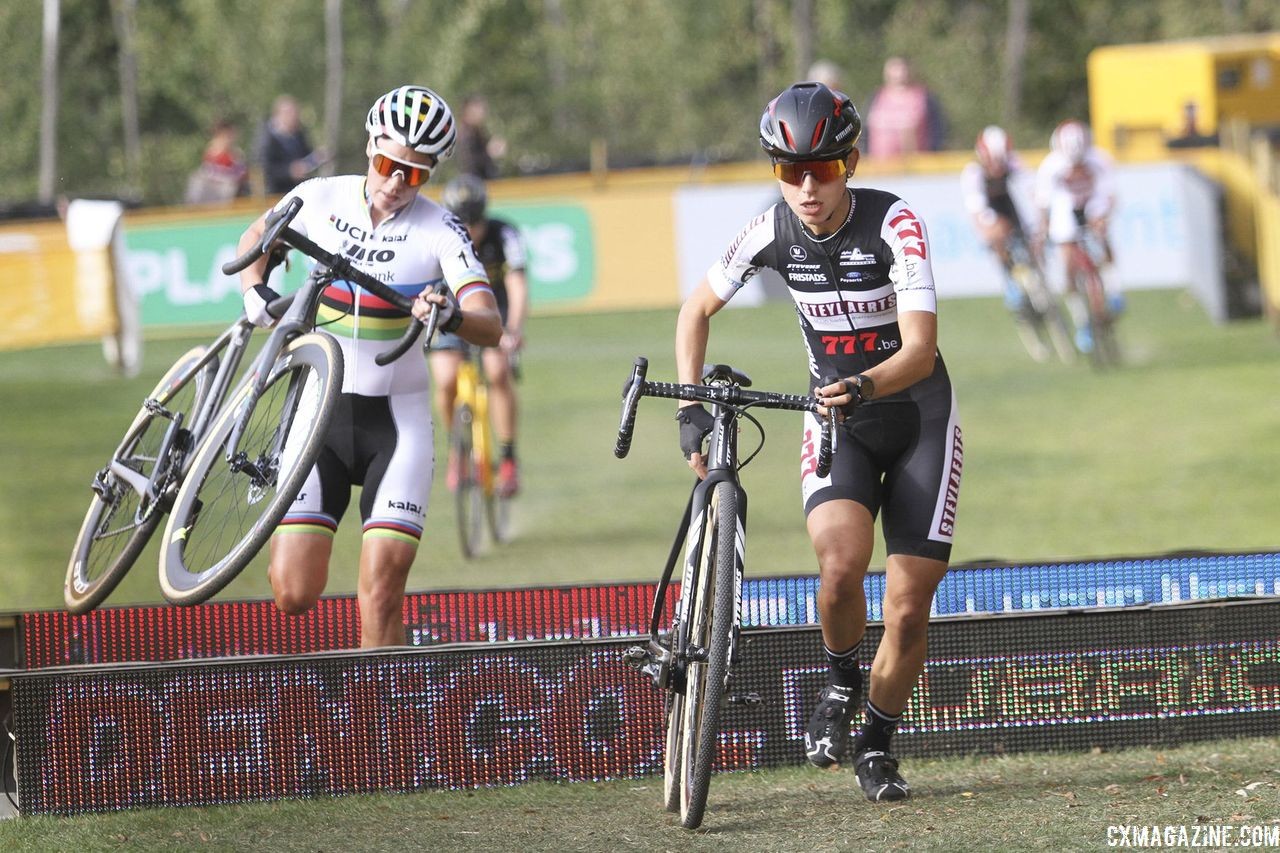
2 290 1280 844
1 737 1276 851
2 288 1279 613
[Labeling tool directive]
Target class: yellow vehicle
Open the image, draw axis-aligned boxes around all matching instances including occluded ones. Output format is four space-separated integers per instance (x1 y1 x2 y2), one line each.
450 347 511 557
1088 32 1280 156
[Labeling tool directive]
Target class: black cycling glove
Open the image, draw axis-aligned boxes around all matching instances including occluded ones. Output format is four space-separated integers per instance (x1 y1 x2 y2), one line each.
675 404 714 459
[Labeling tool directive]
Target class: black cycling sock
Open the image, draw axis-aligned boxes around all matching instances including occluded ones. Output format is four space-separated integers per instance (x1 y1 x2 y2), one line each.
854 699 901 754
501 442 516 461
823 640 863 691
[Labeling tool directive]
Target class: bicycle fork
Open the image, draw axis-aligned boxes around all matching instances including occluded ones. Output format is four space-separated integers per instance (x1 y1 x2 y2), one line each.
622 476 759 707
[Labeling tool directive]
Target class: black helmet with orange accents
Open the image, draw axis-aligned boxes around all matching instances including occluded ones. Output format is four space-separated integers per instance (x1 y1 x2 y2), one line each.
759 82 862 161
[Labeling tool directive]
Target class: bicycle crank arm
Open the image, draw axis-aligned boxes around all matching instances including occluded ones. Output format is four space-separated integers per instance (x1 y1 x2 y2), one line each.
726 692 763 707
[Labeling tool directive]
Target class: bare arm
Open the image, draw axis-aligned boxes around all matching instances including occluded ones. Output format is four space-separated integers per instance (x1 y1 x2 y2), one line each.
236 211 272 293
501 268 529 351
675 279 729 479
675 279 728 400
414 286 503 347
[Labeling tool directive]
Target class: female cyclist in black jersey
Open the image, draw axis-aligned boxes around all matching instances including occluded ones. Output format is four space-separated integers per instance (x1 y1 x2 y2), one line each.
674 82 963 802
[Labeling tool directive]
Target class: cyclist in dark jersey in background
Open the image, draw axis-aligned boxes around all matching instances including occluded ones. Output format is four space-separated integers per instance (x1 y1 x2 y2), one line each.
960 126 1050 361
675 82 962 802
430 174 529 496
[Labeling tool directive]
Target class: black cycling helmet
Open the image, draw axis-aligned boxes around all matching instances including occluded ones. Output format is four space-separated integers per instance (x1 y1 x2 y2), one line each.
442 174 487 224
759 82 862 160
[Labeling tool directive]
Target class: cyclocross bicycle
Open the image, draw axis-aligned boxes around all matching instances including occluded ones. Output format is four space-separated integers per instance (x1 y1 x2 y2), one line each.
615 356 833 830
447 345 512 558
1007 229 1076 364
1064 225 1121 368
66 197 436 613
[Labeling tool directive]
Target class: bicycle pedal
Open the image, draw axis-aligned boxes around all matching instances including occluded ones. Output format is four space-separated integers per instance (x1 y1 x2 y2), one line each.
726 692 763 707
621 646 650 668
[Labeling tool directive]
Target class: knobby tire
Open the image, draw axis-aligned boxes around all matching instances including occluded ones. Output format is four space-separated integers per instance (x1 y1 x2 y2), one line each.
452 405 485 558
678 480 738 829
66 346 214 614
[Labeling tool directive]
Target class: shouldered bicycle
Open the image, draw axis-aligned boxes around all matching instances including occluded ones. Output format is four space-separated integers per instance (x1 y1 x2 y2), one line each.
66 197 437 612
615 356 833 830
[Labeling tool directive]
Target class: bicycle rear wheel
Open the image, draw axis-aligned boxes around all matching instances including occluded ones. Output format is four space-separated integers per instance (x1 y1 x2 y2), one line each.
66 345 215 614
452 405 484 558
159 333 342 605
678 480 739 829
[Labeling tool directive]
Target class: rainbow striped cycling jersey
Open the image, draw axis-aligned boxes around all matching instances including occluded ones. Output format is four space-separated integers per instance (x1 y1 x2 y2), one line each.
274 175 491 395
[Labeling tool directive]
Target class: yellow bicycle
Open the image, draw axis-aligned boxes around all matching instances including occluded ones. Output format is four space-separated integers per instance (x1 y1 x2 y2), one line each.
450 347 511 557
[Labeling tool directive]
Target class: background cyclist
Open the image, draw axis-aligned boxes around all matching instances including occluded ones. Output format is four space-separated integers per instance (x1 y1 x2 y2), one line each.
960 125 1051 361
1035 119 1120 353
675 82 962 802
236 85 501 647
430 174 529 497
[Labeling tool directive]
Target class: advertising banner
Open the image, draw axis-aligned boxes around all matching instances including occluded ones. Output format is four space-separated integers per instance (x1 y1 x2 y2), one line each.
120 201 610 328
674 163 1225 314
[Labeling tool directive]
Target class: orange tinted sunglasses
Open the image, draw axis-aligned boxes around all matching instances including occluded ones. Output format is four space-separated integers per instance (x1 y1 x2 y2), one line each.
771 157 848 185
370 146 435 187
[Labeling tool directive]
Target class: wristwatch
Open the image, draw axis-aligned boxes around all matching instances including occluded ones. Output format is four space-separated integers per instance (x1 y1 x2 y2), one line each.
851 374 875 403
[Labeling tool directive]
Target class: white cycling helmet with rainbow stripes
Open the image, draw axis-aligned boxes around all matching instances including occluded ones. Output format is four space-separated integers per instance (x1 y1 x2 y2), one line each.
365 85 457 159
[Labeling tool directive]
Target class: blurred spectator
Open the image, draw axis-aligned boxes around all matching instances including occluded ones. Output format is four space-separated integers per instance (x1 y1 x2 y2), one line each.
864 56 948 158
1166 100 1219 149
185 119 249 204
455 95 507 179
255 95 327 194
805 59 845 91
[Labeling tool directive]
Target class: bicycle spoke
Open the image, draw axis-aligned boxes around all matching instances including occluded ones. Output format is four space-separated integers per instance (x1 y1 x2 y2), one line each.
161 334 341 605
67 345 212 614
176 369 315 579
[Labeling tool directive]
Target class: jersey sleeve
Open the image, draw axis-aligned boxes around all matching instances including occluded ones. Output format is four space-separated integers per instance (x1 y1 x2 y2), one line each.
273 177 326 238
1084 150 1118 220
498 222 528 272
879 198 937 314
959 162 989 217
436 212 493 305
1034 154 1060 211
706 210 776 302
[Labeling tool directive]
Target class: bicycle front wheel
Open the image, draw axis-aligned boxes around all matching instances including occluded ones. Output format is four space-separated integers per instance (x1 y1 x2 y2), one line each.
66 345 215 614
678 480 739 829
1022 267 1077 364
159 333 342 605
452 405 485 558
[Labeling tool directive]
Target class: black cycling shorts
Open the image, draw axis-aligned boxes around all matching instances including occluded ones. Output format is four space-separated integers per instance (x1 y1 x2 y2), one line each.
800 394 962 562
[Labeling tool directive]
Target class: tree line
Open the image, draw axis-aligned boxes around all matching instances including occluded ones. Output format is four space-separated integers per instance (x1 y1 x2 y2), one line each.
2 0 1276 210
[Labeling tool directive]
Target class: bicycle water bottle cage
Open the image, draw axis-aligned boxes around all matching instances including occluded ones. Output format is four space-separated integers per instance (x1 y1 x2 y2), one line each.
702 364 752 387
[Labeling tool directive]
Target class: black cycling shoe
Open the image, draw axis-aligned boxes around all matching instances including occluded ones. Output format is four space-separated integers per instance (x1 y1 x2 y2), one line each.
854 749 911 801
804 685 858 768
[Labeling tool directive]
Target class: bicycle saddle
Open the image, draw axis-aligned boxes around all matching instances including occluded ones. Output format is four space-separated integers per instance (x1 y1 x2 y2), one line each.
702 363 752 387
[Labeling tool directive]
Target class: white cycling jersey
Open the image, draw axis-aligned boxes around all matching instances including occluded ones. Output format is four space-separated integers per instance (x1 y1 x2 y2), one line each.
1034 148 1117 244
276 176 491 395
